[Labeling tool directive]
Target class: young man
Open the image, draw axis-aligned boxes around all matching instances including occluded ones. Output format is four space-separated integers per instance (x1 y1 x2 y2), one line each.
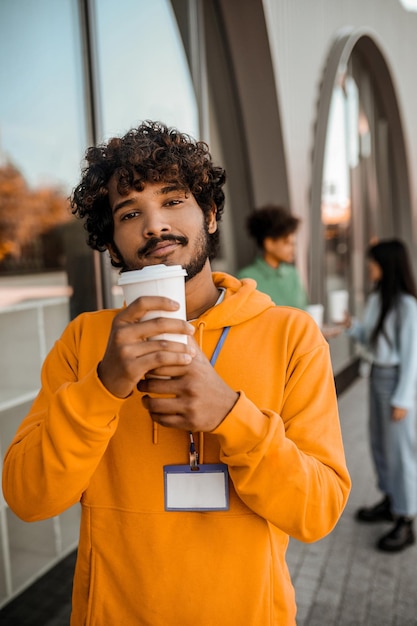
2 121 350 625
238 205 308 309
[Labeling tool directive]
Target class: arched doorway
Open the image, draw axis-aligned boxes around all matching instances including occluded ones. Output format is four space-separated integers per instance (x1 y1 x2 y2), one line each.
310 28 412 376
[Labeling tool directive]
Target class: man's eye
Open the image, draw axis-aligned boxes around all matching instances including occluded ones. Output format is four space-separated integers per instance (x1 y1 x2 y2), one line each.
165 199 182 207
121 211 140 221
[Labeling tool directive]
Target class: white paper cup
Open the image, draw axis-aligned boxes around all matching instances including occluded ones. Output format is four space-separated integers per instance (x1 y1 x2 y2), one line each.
328 289 349 323
307 304 324 328
118 264 187 343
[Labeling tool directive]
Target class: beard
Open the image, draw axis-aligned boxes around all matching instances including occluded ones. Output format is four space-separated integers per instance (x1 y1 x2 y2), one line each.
182 229 211 281
114 224 211 282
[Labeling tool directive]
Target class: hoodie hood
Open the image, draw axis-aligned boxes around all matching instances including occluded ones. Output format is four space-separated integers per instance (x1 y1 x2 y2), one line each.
195 272 275 330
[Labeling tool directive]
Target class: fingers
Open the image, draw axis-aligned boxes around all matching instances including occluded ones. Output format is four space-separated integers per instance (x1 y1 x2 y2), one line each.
114 316 195 344
99 332 195 398
139 356 239 432
120 295 183 323
99 296 197 399
114 295 195 343
141 384 187 429
141 394 193 430
142 361 195 379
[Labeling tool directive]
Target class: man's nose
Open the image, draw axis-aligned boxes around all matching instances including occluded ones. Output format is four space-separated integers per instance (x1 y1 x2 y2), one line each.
142 210 171 238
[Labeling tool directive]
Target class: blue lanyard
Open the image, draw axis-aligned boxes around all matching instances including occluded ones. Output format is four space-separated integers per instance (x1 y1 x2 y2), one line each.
189 326 230 468
210 326 231 366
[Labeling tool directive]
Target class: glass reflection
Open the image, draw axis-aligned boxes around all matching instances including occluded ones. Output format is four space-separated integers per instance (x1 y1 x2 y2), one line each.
321 77 359 324
94 0 199 142
0 0 85 189
94 0 199 306
0 0 88 311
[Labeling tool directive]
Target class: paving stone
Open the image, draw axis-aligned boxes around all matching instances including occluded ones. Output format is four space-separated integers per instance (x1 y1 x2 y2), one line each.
288 378 417 626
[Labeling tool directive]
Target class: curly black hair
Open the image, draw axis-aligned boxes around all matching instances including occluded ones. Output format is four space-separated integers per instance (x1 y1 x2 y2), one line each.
246 205 300 249
70 121 226 265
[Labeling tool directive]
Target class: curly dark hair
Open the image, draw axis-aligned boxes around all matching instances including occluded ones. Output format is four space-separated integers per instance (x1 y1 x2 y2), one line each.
70 121 226 265
246 205 300 249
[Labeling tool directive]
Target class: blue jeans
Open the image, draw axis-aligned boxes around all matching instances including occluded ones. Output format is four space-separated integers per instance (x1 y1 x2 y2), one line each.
369 365 417 516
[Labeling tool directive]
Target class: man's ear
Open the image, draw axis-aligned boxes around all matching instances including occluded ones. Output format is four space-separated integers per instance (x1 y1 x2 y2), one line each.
208 205 217 234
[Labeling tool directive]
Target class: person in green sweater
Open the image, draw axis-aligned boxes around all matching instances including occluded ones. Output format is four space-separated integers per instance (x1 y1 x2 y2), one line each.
237 205 308 309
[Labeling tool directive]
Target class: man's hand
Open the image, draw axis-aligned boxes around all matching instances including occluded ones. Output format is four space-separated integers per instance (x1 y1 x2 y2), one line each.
137 336 239 432
98 296 196 398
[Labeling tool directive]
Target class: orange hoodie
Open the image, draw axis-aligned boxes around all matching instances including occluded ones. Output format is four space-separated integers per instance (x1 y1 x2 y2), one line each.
2 273 350 625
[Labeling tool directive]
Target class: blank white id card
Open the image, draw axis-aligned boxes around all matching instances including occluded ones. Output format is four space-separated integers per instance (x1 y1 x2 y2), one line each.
164 464 229 511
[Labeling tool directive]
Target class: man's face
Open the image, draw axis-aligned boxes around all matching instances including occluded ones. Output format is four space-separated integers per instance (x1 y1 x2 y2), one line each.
264 233 296 264
107 178 217 280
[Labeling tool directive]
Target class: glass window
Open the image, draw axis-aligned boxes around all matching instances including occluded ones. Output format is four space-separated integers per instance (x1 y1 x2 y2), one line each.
93 0 199 306
0 1 85 189
321 79 356 314
94 0 199 142
321 75 362 372
319 44 410 376
0 0 93 315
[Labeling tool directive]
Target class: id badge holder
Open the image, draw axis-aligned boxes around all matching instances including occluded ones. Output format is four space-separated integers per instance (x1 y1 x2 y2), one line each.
164 463 229 511
163 328 231 512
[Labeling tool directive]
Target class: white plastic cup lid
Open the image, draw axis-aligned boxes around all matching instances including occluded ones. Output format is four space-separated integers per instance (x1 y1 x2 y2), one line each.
118 264 187 286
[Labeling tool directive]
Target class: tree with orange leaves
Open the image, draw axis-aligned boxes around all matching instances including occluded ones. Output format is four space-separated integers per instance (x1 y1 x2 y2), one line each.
0 163 72 262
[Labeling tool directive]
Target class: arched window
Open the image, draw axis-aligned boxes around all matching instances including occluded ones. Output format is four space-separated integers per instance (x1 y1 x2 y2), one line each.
310 29 412 376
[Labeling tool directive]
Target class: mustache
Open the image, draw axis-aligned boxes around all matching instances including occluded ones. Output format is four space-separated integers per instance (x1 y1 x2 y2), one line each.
137 234 188 256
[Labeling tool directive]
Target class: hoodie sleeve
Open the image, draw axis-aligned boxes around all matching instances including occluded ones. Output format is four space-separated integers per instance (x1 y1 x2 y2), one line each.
2 316 125 522
212 323 351 543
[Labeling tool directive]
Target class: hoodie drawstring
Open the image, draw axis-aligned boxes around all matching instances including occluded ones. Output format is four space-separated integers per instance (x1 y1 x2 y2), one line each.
196 322 206 462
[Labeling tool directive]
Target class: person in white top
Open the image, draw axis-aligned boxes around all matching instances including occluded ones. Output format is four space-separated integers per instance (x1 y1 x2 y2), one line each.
344 239 417 551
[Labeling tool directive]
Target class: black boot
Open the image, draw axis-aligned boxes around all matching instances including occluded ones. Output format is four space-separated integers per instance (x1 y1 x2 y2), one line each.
377 517 415 552
356 495 394 522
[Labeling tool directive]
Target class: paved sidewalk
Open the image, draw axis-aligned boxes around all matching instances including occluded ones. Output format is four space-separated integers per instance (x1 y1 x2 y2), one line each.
287 377 417 626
